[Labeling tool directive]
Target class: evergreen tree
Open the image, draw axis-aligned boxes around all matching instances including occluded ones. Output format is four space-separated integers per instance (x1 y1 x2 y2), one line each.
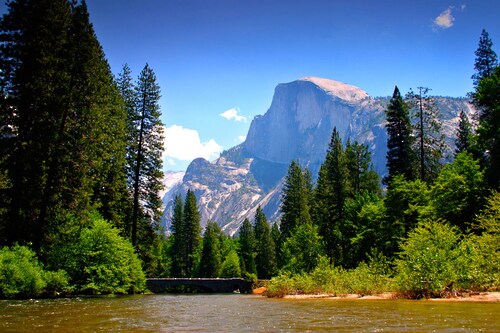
313 127 347 264
344 139 380 195
130 64 164 248
170 194 185 277
472 29 498 88
183 190 202 277
116 63 137 217
455 110 473 156
384 86 415 184
0 0 128 250
473 66 500 189
254 207 277 279
238 218 257 276
280 161 313 239
406 87 447 183
271 222 283 269
199 221 222 277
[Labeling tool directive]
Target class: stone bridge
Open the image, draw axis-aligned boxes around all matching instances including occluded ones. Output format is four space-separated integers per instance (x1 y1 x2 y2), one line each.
146 278 252 293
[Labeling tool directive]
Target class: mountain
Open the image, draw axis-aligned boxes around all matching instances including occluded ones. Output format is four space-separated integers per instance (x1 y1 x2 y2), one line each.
161 77 474 235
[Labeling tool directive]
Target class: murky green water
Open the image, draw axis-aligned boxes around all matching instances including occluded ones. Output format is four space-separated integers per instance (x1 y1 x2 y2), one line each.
0 294 498 332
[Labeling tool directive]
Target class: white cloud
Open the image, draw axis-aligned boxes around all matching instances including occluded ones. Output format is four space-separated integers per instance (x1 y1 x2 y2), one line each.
238 135 246 142
434 8 454 29
164 125 222 161
220 108 247 122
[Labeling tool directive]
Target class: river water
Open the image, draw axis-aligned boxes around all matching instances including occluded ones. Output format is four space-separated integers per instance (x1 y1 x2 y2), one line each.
1 294 498 332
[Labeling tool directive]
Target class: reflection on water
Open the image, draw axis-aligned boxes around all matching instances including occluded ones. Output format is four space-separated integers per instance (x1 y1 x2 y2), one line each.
1 294 499 332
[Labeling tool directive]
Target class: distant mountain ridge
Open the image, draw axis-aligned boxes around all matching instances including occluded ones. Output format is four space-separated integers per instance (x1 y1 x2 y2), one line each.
161 77 475 235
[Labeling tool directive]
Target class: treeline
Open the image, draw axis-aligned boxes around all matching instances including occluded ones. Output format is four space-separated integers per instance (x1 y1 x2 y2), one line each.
0 0 164 297
267 29 500 297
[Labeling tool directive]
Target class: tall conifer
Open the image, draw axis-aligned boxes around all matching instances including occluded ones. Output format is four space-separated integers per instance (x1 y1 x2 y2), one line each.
130 64 164 247
254 207 277 279
384 86 414 184
472 29 498 88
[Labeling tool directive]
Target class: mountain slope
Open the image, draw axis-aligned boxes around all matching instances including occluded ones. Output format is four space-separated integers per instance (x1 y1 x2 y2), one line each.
161 77 474 235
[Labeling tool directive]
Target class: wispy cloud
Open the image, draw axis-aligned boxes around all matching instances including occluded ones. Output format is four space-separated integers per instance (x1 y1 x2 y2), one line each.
220 108 247 122
434 7 454 29
237 135 246 142
163 125 222 162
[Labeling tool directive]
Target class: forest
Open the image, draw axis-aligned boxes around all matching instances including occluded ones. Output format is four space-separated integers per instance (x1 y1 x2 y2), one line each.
0 0 499 299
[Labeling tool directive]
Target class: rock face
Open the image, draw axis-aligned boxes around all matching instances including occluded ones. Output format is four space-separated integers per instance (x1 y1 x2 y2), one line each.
161 77 474 235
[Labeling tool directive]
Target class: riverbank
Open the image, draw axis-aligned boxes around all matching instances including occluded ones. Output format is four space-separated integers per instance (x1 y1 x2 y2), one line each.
254 288 500 302
279 292 500 302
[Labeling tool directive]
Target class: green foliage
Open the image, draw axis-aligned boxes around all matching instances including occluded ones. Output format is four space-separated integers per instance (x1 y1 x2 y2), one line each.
472 29 498 88
220 250 241 278
280 161 313 238
385 175 430 241
395 219 461 297
455 110 474 156
199 221 223 277
281 222 324 274
429 152 485 232
384 86 415 184
345 140 380 194
238 218 257 276
51 214 146 294
343 192 388 267
0 245 46 298
0 244 70 299
254 207 277 279
313 127 348 263
128 64 164 248
473 66 500 189
183 190 202 277
406 87 447 183
267 258 394 297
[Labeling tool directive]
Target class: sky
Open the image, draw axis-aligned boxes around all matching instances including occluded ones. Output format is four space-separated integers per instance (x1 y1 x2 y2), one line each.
2 1 500 172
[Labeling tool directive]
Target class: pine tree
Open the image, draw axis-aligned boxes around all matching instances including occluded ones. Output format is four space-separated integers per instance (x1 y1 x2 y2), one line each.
116 63 137 216
253 207 277 279
473 66 500 189
406 87 447 183
472 29 498 89
0 0 128 250
344 139 380 195
170 194 185 277
199 221 222 277
130 64 164 248
384 86 415 184
455 110 473 156
280 161 313 239
183 190 202 277
238 218 257 276
312 127 347 264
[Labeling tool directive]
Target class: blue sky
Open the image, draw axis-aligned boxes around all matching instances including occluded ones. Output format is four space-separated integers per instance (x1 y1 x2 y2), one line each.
3 1 500 171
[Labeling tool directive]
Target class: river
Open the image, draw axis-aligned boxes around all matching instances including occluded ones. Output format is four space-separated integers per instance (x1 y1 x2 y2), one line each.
1 294 498 332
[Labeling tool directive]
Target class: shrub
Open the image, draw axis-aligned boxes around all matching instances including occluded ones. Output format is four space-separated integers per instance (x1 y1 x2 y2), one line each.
52 215 146 294
395 219 461 297
0 245 46 298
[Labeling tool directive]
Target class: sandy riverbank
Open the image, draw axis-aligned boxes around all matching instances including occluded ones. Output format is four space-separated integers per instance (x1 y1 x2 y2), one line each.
254 289 500 302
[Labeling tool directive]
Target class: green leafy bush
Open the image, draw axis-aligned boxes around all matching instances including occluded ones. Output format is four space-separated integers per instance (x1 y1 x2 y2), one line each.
266 257 394 297
395 219 462 297
0 245 46 298
52 215 146 294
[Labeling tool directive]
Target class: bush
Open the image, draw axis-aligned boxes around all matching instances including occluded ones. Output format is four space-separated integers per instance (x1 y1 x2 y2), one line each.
266 257 394 297
52 215 146 294
395 219 461 297
0 245 46 298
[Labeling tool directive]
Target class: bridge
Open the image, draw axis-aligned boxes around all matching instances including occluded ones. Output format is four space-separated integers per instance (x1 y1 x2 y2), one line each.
146 278 253 293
